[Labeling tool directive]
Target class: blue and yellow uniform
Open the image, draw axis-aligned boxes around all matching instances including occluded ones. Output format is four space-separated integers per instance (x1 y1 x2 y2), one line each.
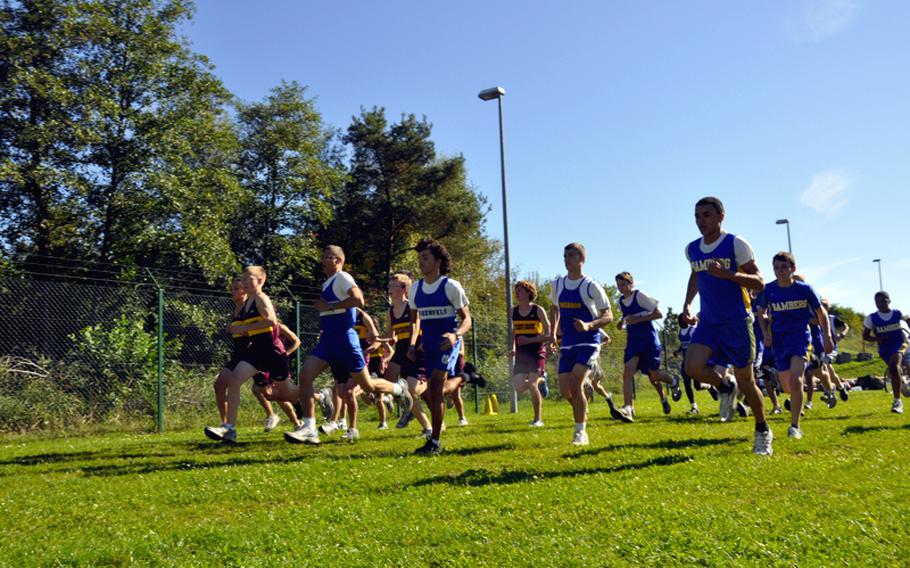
758 280 821 372
619 291 662 376
312 272 366 373
412 277 464 375
555 276 605 374
686 233 754 368
867 310 907 362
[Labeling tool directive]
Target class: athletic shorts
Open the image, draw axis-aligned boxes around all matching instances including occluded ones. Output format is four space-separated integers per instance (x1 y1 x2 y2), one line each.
368 356 384 377
624 341 661 377
558 345 600 374
329 360 349 384
252 372 270 387
241 342 290 381
421 335 462 375
772 342 809 372
311 329 366 373
451 352 465 377
514 348 546 375
691 319 754 369
879 341 908 364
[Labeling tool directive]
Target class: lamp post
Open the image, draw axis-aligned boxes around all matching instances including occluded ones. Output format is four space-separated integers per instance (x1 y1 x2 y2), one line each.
478 86 517 413
873 259 883 291
775 219 791 254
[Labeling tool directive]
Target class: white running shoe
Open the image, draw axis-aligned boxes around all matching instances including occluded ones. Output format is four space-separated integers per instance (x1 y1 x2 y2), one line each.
529 419 545 427
318 387 334 421
319 421 339 435
688 406 699 415
771 406 783 415
204 424 228 441
572 430 589 446
377 422 388 430
804 401 813 410
787 425 803 439
284 426 321 445
457 417 469 426
892 399 904 414
341 428 360 441
718 381 735 422
753 429 773 455
264 414 280 432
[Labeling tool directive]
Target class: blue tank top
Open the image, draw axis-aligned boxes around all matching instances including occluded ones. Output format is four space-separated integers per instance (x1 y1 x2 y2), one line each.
557 276 601 348
320 273 357 335
678 325 696 352
619 291 659 346
687 233 750 325
413 277 458 339
760 280 820 342
869 310 905 351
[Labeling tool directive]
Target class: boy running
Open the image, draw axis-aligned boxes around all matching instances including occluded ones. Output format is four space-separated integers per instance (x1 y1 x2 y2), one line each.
862 291 910 414
284 246 412 445
756 252 833 439
681 197 772 455
549 243 614 446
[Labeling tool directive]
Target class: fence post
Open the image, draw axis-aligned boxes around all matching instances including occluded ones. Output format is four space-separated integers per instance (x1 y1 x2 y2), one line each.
145 268 165 433
472 323 479 414
282 284 301 382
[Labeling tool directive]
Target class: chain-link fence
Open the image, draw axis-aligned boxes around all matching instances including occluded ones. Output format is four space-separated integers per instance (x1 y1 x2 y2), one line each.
0 272 685 434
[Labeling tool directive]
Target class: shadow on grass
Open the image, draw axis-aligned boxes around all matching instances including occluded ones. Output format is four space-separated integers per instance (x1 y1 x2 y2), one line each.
841 423 910 436
562 436 742 458
412 454 692 487
0 448 178 468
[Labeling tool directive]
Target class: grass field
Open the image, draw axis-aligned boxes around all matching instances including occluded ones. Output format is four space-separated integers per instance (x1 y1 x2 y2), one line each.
1 389 908 567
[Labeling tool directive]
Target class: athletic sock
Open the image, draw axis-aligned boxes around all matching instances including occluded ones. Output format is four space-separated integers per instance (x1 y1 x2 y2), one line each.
303 417 314 429
224 423 234 430
755 421 769 433
574 422 585 432
393 383 404 396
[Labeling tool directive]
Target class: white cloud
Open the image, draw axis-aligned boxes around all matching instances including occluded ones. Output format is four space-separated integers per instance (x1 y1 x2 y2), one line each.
792 0 859 42
799 168 852 217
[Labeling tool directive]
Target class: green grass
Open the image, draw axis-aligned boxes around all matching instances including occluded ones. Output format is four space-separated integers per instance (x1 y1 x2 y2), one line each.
1 391 908 567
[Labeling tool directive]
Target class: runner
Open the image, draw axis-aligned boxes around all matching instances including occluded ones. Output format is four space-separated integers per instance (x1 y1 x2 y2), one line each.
681 197 772 455
549 243 614 446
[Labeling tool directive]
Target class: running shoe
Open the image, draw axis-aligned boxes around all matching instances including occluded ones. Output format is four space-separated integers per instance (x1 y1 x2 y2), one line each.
838 386 849 402
341 428 359 442
538 377 550 398
204 425 228 441
718 380 735 422
614 405 634 423
892 399 904 414
396 411 414 429
457 417 469 426
688 406 699 415
824 391 837 409
736 401 749 418
902 381 910 398
462 363 487 388
414 438 441 455
284 426 321 445
771 406 783 415
264 414 280 432
571 430 589 446
319 387 334 421
753 429 773 456
661 399 671 415
787 425 803 439
395 379 414 414
671 375 682 402
319 421 339 435
784 398 791 411
529 419 545 427
221 427 237 444
377 422 388 430
804 401 813 410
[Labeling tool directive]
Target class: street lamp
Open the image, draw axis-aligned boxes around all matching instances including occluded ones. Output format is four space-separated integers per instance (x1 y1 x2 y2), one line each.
873 259 883 291
775 219 792 254
478 85 517 413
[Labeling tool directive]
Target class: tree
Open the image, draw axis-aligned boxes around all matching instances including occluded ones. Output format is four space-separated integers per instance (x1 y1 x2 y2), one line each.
0 0 85 258
231 81 346 284
328 107 493 295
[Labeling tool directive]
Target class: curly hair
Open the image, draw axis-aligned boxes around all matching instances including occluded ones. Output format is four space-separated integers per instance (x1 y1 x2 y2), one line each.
415 238 452 275
514 280 538 301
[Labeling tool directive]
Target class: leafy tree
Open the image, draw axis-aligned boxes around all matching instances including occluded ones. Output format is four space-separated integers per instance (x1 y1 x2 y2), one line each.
231 81 345 284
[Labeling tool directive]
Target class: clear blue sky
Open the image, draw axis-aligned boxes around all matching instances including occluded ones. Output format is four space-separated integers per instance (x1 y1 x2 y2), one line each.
184 0 909 316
